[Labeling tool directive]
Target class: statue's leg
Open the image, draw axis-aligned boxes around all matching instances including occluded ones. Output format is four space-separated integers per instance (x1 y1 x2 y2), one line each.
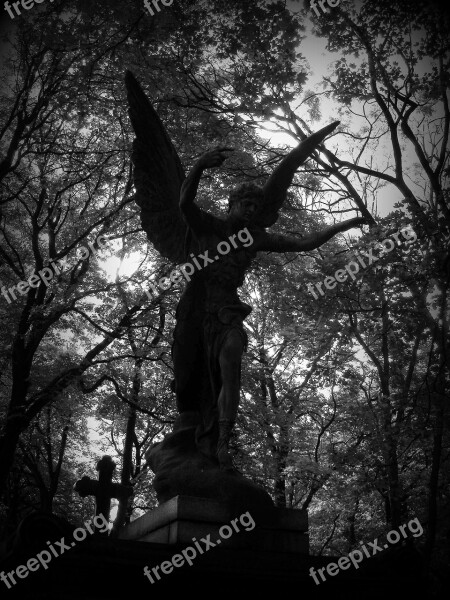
217 329 244 470
172 315 204 414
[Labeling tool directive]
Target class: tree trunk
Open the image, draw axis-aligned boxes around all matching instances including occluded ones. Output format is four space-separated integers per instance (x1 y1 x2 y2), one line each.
0 417 26 498
274 463 287 508
273 422 289 508
47 422 71 511
386 437 404 529
424 389 444 568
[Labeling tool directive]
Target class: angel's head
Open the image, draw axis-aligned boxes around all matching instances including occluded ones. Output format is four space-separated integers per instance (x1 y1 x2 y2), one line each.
228 183 264 223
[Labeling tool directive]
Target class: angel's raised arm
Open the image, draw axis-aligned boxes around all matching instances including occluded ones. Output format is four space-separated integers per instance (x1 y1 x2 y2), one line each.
180 148 233 235
252 121 341 228
264 121 340 207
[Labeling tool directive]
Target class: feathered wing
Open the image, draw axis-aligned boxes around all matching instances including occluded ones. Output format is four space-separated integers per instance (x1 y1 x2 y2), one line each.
125 71 188 263
257 121 341 228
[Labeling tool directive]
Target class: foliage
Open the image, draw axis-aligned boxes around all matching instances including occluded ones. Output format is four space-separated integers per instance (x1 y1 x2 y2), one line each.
0 0 448 592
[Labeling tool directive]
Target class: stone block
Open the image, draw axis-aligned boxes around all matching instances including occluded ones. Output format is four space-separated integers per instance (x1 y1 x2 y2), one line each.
119 495 309 554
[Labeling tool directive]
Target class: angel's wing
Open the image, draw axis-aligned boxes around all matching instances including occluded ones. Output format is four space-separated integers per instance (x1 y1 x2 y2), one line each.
257 121 340 228
125 71 188 263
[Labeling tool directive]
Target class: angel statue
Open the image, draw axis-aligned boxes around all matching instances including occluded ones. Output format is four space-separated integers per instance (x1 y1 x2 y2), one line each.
125 72 366 506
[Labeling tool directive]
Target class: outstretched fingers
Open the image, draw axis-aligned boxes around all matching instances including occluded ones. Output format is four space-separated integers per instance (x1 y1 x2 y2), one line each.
198 147 235 168
322 120 340 136
303 121 340 149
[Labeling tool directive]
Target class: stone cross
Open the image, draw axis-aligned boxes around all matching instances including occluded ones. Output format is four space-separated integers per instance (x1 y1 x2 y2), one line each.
74 455 132 525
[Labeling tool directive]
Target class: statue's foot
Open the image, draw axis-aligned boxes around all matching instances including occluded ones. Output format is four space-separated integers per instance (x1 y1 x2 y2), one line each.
148 414 274 509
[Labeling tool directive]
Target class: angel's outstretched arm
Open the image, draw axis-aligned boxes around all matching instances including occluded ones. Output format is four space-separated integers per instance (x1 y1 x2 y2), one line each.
263 121 340 206
180 147 233 234
258 217 366 252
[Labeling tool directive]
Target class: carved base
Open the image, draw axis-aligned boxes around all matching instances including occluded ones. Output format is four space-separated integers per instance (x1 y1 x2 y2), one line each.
147 412 273 513
119 495 309 554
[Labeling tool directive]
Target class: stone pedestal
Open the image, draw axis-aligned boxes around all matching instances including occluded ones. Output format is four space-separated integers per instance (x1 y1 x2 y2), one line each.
118 495 309 554
1 509 426 599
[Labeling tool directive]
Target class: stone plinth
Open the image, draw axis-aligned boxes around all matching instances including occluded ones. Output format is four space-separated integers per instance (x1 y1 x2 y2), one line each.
1 510 427 599
118 495 308 554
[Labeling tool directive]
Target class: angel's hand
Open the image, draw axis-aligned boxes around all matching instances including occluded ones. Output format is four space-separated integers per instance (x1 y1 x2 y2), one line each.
197 147 234 169
349 216 369 227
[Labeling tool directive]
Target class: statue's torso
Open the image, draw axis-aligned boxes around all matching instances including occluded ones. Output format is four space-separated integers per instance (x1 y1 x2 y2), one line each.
178 221 259 318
